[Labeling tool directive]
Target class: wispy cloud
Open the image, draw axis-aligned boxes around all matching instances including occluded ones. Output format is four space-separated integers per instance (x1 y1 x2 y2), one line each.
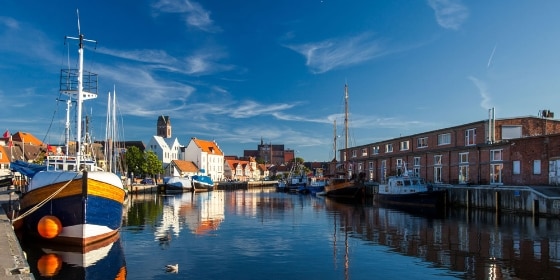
285 33 386 74
152 0 220 32
427 0 469 30
468 76 492 109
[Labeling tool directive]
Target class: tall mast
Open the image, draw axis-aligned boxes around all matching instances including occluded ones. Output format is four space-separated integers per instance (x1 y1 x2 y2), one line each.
63 10 97 169
344 84 349 168
333 119 337 162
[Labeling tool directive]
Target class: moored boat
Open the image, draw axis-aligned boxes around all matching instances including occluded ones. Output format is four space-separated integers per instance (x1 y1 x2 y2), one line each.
164 176 193 193
375 164 446 208
10 18 126 246
192 175 214 192
325 84 366 200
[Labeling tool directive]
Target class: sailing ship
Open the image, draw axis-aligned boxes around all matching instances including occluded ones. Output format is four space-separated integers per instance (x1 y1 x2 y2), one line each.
11 15 126 246
324 84 366 199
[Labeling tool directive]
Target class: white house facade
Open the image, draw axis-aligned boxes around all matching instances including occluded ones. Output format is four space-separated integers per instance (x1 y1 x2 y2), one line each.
182 137 224 182
147 135 181 175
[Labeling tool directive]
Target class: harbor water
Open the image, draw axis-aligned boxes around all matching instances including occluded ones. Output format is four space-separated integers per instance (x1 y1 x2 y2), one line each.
17 187 560 279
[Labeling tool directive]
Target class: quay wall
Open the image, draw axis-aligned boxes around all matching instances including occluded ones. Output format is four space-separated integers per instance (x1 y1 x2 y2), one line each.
438 184 560 216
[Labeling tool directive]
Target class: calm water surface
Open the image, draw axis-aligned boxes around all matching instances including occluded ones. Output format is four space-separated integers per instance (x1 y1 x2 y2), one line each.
19 188 560 279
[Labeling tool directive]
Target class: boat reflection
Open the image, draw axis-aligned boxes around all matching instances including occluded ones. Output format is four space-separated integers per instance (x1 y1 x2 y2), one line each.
20 233 126 279
324 198 560 280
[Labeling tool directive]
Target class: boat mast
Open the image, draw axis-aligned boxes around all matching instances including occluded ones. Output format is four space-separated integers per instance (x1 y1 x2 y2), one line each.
63 10 97 170
333 119 337 162
344 84 349 178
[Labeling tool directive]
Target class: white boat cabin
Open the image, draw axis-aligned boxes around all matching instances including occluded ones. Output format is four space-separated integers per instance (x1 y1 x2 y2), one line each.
379 173 429 195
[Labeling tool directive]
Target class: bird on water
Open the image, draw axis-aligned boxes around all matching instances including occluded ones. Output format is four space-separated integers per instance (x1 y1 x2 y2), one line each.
165 264 179 273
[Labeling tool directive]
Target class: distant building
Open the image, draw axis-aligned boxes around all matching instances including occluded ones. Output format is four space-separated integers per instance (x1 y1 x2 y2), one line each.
147 135 181 174
342 111 560 186
243 138 293 165
157 115 172 138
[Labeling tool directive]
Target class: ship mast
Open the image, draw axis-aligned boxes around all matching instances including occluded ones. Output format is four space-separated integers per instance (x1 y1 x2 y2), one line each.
62 9 98 170
344 84 349 178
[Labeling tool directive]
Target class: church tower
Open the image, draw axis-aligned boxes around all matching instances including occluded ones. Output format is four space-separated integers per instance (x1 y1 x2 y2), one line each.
157 116 171 138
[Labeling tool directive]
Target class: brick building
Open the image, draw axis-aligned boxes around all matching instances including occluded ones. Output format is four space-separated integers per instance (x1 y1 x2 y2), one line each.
342 113 560 186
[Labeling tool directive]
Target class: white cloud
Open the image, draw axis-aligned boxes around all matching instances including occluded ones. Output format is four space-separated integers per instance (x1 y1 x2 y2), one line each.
285 33 386 74
152 0 220 32
468 76 492 109
428 0 469 30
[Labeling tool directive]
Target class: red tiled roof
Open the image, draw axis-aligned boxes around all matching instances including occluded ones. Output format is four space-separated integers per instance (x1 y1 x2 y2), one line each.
192 138 223 155
172 160 199 173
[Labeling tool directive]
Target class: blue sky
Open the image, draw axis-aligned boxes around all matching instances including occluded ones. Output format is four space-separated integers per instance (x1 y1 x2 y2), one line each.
2 1 560 162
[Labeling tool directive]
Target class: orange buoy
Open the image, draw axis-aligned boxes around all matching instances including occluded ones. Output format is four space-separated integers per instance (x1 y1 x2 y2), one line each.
37 215 62 239
37 253 62 277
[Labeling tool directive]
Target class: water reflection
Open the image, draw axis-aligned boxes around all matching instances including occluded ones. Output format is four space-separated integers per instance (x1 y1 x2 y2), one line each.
325 198 560 279
20 233 126 279
18 189 560 279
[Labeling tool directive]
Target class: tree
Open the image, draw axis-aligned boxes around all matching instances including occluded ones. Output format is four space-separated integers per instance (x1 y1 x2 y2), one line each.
125 146 144 177
144 151 164 178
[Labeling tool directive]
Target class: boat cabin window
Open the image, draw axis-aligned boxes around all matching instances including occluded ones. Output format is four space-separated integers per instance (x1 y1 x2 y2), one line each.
396 180 403 186
403 180 411 186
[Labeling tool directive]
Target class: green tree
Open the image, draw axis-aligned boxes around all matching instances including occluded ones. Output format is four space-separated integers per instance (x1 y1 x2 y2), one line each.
144 151 164 178
125 146 143 177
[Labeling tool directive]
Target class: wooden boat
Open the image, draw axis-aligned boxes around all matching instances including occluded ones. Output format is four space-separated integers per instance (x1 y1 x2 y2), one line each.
11 17 126 246
325 84 366 199
164 176 193 193
191 175 214 192
375 164 446 208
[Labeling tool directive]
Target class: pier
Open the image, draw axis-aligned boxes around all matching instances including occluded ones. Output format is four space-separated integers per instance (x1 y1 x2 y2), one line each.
0 187 33 279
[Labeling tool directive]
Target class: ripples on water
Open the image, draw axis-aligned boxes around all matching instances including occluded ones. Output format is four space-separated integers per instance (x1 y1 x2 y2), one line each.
18 188 560 279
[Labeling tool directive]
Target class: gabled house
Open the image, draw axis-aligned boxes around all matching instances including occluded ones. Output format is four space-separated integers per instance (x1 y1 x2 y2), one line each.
169 159 200 178
147 135 181 175
182 137 224 182
224 157 265 181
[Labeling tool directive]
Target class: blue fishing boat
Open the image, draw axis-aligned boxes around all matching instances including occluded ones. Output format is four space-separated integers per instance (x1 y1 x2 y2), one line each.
192 175 214 192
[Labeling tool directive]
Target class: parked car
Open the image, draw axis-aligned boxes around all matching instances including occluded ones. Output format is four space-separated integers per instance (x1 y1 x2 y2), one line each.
141 178 154 185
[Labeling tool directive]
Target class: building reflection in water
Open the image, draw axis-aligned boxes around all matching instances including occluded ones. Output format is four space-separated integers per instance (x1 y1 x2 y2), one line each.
324 198 560 280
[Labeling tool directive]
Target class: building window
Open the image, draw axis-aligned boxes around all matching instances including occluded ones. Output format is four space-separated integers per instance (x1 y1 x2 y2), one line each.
358 163 363 172
534 160 541 174
372 146 379 155
513 161 520 175
396 158 403 168
386 143 393 153
368 161 374 170
381 160 387 183
400 141 409 151
352 150 357 158
459 152 469 164
491 164 503 184
414 157 421 166
459 165 469 184
434 155 442 165
438 133 451 145
417 137 428 148
434 166 442 183
490 149 503 161
361 148 367 157
465 128 476 146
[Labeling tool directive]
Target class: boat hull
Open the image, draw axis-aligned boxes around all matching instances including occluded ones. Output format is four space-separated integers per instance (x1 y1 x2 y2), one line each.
164 177 193 193
19 171 126 246
325 180 366 199
192 175 214 192
375 190 447 208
